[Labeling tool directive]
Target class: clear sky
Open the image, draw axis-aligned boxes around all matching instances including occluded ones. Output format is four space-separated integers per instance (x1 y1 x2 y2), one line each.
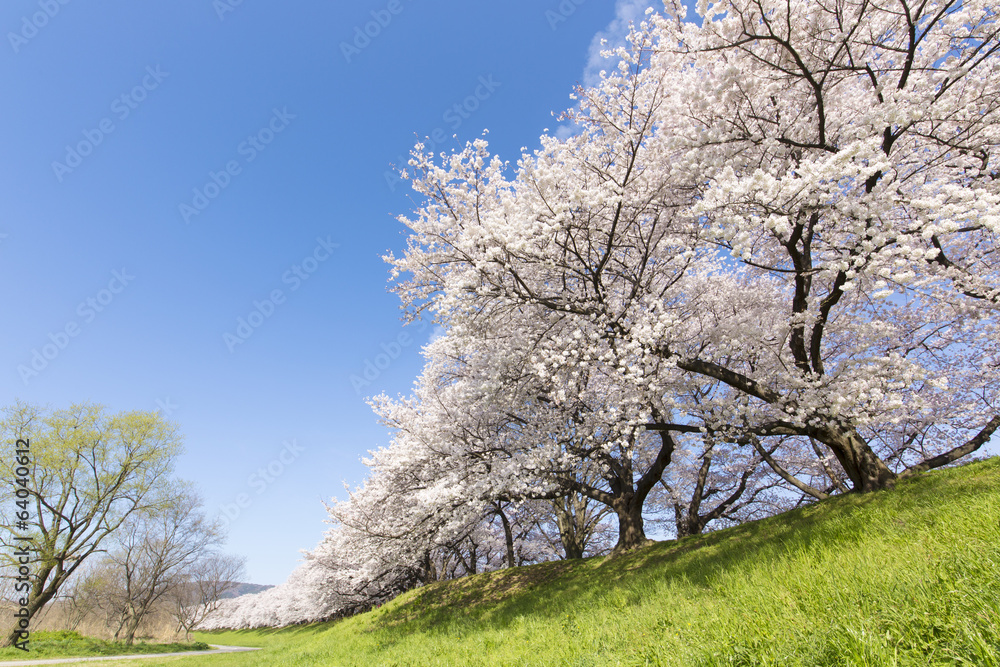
1 0 663 585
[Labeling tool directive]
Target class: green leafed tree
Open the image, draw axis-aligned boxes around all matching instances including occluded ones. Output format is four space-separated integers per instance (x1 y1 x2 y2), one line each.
0 401 182 647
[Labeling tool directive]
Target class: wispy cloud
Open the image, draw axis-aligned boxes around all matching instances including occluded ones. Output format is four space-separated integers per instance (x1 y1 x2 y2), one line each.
582 0 657 87
552 1 658 139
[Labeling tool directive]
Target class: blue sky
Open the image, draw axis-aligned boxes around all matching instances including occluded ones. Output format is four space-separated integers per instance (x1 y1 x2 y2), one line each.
0 0 660 584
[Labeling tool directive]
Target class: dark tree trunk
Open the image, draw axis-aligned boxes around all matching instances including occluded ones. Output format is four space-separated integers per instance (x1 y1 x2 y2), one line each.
674 507 705 539
674 450 712 538
612 493 647 552
557 513 585 559
496 505 516 568
3 590 53 648
561 536 585 560
553 498 586 559
814 426 896 492
2 565 65 648
421 552 437 583
123 613 142 646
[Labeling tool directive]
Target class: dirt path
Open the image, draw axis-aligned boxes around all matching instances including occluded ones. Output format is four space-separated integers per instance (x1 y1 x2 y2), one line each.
0 645 261 666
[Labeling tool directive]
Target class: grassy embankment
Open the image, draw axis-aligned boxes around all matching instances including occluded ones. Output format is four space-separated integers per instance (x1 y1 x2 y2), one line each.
13 458 1000 665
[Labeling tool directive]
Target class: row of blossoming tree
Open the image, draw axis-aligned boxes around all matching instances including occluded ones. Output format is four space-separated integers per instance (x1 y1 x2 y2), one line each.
204 0 999 629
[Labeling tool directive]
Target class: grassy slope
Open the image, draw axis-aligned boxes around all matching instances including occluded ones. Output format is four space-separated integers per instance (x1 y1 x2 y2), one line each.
91 458 1000 666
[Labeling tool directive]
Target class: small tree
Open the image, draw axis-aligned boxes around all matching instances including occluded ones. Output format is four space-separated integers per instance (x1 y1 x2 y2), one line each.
61 562 120 632
169 553 246 640
105 484 222 645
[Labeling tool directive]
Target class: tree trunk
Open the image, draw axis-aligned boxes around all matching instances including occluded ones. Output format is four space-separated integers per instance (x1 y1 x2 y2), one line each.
674 451 712 538
468 544 478 575
612 494 647 552
3 588 52 648
554 499 585 559
673 505 704 539
113 606 130 642
561 535 585 559
497 505 516 568
424 552 437 583
814 426 896 492
124 615 141 646
1 569 64 648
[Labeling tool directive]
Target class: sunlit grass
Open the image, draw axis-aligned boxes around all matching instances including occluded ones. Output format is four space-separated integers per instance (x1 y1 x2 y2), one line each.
0 630 210 661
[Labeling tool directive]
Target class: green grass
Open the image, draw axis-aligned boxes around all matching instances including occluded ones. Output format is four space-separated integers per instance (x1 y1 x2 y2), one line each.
0 630 210 660
50 458 1000 666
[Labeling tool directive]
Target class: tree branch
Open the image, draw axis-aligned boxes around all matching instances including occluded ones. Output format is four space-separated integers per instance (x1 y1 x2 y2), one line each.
900 415 1000 478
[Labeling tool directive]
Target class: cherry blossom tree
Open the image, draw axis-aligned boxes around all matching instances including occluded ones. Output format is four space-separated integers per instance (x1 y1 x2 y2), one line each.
367 324 696 551
647 434 800 539
198 558 347 630
389 0 999 498
641 0 1000 490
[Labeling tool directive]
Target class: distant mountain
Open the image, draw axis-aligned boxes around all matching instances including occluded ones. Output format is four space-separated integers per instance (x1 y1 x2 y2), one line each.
220 582 275 599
